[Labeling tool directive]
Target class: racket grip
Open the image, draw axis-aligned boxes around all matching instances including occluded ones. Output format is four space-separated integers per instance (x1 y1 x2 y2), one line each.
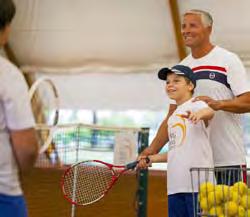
126 157 150 170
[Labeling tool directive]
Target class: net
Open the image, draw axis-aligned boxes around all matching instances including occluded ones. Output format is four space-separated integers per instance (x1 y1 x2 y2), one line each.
34 123 148 168
33 123 149 217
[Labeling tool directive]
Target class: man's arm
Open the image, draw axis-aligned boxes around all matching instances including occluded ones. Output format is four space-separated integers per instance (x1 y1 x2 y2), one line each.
10 128 39 173
194 92 250 113
140 104 177 156
219 92 250 113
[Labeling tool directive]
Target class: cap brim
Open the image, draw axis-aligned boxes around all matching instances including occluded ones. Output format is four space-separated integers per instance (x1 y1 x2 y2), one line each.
158 68 172 80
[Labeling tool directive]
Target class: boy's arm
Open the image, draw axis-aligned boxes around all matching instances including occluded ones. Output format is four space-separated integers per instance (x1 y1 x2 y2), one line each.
194 107 214 121
139 104 177 156
137 152 168 169
184 107 214 125
149 152 168 163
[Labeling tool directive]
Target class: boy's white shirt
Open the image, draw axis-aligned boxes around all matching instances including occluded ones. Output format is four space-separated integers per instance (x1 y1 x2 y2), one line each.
167 98 214 195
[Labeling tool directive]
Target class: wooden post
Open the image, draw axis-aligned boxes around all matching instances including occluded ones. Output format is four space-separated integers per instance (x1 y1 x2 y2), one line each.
168 0 187 60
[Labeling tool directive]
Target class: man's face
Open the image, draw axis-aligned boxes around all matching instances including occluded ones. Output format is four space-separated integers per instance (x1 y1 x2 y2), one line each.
181 14 211 48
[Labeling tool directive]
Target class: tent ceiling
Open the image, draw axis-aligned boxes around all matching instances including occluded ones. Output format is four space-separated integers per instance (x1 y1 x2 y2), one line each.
5 0 250 110
9 0 250 69
10 0 178 69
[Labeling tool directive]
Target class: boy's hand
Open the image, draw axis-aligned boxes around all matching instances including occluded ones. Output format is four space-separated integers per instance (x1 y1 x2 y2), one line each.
136 156 151 170
181 110 201 124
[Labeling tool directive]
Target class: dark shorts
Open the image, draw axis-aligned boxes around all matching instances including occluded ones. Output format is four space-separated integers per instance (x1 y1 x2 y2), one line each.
0 194 28 217
168 193 198 217
215 165 247 185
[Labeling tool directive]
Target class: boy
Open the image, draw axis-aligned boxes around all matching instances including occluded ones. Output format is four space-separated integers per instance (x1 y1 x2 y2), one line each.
138 65 214 217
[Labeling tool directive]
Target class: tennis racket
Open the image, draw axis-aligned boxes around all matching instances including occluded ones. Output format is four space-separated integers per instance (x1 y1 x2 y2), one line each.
61 158 149 206
29 77 59 154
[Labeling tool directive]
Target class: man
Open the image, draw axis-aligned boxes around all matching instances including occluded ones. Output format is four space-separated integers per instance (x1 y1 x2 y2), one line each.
0 0 39 216
140 9 250 184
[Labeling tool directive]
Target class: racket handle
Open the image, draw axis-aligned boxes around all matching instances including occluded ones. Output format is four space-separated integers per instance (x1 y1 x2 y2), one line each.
125 157 150 170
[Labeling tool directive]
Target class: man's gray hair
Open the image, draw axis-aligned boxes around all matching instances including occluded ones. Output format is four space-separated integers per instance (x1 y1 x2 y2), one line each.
183 9 213 27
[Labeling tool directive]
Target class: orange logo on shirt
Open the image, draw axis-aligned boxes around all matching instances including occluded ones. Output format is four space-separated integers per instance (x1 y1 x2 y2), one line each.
171 114 186 147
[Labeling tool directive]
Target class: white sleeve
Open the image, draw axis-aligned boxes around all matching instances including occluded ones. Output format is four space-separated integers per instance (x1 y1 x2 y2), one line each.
191 100 208 113
1 65 35 130
227 53 250 96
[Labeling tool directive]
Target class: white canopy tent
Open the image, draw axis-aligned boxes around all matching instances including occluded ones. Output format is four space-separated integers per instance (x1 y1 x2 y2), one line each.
7 0 250 110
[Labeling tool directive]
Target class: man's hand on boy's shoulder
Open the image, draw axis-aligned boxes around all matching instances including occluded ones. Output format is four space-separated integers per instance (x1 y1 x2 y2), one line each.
193 96 222 111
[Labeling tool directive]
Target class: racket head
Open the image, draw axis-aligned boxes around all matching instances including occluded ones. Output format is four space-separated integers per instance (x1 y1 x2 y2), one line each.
29 77 59 153
29 77 59 126
61 160 117 206
36 126 56 154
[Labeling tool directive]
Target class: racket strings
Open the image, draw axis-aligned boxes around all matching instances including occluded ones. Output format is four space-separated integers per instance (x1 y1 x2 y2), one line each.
63 162 114 205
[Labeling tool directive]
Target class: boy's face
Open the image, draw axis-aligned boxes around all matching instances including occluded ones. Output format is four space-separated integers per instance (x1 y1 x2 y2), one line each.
166 73 194 101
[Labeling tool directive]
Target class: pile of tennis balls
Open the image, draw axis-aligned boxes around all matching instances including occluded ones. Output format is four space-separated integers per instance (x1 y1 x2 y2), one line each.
199 181 250 217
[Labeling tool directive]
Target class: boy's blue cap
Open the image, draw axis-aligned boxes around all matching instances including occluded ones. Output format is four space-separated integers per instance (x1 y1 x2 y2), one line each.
158 65 196 87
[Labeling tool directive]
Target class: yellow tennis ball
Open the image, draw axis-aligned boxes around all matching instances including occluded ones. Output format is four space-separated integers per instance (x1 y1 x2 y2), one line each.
208 191 222 207
233 181 247 195
225 186 236 201
209 206 223 216
241 195 250 209
246 209 250 216
200 197 210 211
237 205 245 217
199 182 214 197
224 201 238 216
231 190 241 204
215 185 226 201
216 185 230 201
